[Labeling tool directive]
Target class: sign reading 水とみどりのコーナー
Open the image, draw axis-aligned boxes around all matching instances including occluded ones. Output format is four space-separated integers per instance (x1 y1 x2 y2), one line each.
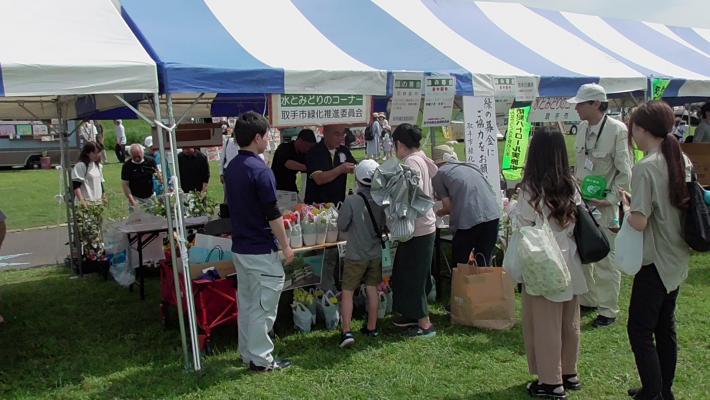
463 96 502 199
389 73 423 126
422 75 456 127
271 94 371 127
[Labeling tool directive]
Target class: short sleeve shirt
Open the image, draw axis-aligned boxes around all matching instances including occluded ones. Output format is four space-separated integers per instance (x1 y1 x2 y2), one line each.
178 151 210 193
304 141 356 204
225 150 278 255
121 156 157 199
432 162 500 232
71 161 104 202
630 152 691 293
271 142 305 192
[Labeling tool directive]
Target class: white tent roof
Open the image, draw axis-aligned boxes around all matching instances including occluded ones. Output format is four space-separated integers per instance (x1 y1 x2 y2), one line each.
0 0 158 119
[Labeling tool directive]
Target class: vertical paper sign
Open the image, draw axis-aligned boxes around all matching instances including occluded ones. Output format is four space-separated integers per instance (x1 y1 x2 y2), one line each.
390 73 423 126
501 106 532 181
652 78 671 100
422 75 456 127
463 96 502 197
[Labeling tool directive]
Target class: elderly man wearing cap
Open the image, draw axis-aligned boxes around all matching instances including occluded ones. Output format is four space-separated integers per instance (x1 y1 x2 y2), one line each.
431 145 500 267
568 83 632 328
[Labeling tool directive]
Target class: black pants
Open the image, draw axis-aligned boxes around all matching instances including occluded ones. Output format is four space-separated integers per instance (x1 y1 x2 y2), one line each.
115 144 126 163
452 219 500 266
392 233 435 320
628 264 679 400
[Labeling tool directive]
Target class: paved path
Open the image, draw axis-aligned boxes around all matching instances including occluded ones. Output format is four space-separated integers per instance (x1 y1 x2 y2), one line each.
0 226 69 270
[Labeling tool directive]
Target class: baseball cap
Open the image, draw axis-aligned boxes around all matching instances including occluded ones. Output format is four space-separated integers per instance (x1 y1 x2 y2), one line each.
355 159 379 186
567 83 608 104
432 145 458 164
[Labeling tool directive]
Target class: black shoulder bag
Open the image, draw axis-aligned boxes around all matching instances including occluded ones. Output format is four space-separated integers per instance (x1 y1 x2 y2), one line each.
685 171 710 251
574 189 611 264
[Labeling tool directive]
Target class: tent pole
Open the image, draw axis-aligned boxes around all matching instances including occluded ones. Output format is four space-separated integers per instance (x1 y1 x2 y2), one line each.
165 93 203 371
57 101 80 274
154 93 191 371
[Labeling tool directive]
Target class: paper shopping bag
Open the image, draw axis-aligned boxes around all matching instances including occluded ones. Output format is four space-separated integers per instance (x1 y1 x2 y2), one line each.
450 264 516 330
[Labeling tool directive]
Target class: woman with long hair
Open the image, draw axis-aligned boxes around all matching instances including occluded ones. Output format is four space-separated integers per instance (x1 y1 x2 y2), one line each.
513 127 587 399
621 101 691 400
389 123 439 338
71 142 107 260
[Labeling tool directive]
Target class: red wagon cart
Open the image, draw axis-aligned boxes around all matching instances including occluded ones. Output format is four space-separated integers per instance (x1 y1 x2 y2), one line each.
159 256 238 353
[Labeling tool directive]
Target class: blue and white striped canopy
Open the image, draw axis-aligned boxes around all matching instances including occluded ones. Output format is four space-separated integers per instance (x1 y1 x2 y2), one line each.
120 0 710 100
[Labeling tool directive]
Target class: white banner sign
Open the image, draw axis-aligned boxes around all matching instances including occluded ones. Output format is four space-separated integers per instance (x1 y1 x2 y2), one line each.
463 96 501 199
422 75 456 127
528 97 581 123
515 77 539 102
271 94 371 127
493 77 516 98
390 73 423 126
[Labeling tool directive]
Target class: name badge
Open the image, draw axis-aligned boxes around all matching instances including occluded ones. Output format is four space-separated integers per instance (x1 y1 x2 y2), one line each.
585 158 594 171
339 153 347 163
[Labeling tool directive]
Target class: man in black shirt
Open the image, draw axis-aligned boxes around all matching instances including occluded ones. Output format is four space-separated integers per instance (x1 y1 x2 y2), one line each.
305 124 356 205
271 129 316 193
178 147 210 194
121 144 159 209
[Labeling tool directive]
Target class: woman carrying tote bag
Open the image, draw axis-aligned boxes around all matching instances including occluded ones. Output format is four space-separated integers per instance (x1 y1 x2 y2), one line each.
512 127 589 399
620 101 692 400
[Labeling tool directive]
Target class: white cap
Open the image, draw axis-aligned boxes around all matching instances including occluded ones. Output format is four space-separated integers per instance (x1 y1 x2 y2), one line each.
355 159 379 186
144 136 153 148
567 83 607 104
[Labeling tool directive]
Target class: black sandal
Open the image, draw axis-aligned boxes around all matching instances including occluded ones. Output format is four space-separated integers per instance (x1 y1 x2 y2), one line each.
562 374 582 391
526 380 567 399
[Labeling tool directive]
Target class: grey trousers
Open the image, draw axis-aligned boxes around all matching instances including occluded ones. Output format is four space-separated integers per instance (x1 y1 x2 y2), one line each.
233 252 285 367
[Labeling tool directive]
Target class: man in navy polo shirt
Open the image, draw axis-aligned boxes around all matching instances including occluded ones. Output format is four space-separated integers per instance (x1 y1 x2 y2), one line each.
304 124 356 205
225 111 294 372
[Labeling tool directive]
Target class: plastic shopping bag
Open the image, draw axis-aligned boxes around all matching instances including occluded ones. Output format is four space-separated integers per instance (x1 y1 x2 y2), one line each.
321 290 340 330
614 215 643 275
292 302 313 333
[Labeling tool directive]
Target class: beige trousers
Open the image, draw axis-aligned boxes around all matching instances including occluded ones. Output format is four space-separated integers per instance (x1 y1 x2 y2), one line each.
522 291 581 385
579 226 621 318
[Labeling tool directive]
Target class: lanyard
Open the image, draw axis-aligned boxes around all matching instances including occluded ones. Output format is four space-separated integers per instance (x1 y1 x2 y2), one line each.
584 115 608 156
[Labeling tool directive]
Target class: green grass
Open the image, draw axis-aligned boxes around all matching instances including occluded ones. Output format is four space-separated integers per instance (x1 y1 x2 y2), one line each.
0 132 577 230
0 256 708 399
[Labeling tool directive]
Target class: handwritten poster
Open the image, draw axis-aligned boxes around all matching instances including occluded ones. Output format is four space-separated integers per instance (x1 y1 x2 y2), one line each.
422 75 456 127
390 73 423 126
463 96 502 197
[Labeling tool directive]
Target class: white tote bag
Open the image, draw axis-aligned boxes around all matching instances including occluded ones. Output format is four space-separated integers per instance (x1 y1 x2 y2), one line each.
517 214 571 297
613 215 643 275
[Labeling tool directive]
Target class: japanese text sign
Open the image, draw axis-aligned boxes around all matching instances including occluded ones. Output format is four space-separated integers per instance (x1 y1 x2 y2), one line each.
501 106 532 181
528 97 580 123
422 75 456 127
652 78 671 100
271 94 371 127
463 96 502 198
390 73 423 126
